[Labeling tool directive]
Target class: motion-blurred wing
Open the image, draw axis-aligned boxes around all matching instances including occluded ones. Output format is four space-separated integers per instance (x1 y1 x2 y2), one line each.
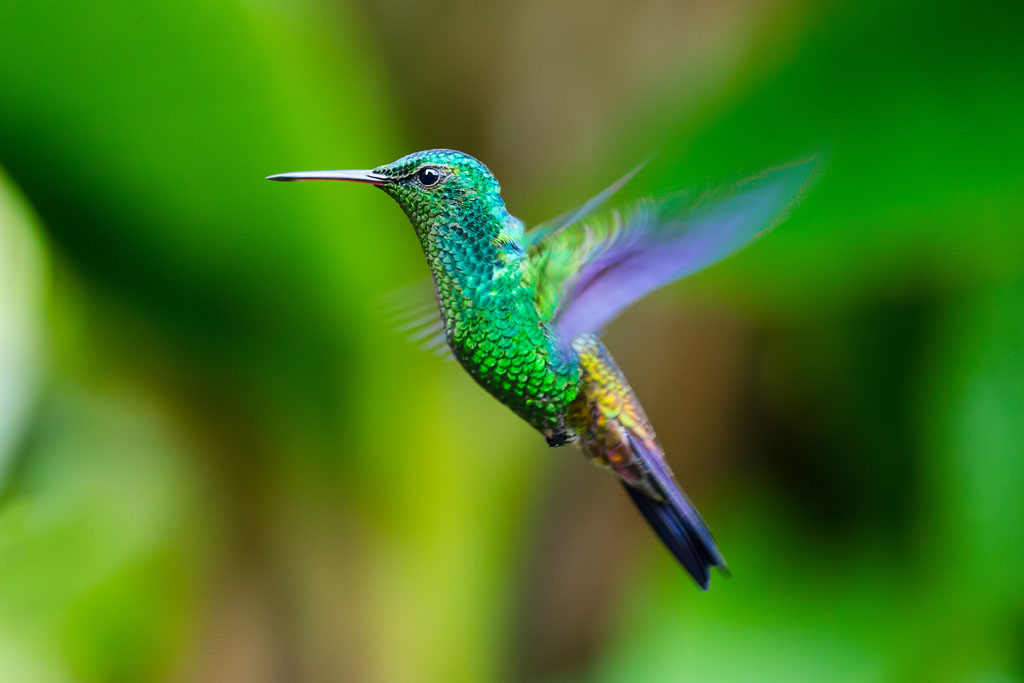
380 280 453 360
524 160 647 247
528 159 814 342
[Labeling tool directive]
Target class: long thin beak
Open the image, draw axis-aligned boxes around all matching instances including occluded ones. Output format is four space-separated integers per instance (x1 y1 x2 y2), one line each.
265 169 388 185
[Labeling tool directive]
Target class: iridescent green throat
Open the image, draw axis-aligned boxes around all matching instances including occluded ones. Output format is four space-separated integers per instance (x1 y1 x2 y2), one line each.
375 150 580 439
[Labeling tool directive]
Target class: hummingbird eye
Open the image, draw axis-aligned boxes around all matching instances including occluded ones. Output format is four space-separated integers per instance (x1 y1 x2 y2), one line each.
417 166 442 187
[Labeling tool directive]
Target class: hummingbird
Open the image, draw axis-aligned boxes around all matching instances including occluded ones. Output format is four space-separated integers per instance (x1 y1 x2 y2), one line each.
268 150 811 589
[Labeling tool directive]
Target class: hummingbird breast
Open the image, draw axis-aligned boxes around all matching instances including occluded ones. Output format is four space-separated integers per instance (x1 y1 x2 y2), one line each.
428 237 581 444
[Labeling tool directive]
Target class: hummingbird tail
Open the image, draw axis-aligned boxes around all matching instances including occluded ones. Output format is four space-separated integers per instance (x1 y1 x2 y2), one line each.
621 473 724 590
569 333 725 589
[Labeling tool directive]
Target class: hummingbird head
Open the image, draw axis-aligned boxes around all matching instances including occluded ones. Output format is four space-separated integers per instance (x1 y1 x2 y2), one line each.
267 149 507 237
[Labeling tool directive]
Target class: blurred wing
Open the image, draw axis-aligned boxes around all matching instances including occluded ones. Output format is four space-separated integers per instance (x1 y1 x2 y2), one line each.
524 159 647 247
527 159 815 342
379 280 453 360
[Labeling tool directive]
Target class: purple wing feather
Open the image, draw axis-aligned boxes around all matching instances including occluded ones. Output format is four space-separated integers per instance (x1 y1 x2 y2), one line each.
531 159 815 343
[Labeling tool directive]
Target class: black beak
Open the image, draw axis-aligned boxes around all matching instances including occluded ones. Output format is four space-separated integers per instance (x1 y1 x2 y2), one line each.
265 169 388 185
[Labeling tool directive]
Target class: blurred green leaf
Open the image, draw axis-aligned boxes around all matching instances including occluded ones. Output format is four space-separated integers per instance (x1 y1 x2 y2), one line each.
0 0 408 445
0 171 47 485
924 281 1024 606
0 388 208 682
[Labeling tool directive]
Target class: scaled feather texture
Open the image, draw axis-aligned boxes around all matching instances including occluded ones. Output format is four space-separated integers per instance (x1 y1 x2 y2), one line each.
269 150 815 589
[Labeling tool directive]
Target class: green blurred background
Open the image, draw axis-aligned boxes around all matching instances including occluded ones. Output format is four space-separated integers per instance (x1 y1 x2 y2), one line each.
1 0 1022 680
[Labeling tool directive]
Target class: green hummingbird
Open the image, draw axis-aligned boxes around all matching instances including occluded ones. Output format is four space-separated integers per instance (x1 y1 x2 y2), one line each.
268 150 811 589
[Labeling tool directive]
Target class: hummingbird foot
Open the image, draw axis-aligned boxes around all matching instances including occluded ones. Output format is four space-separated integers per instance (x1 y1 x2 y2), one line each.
544 426 577 447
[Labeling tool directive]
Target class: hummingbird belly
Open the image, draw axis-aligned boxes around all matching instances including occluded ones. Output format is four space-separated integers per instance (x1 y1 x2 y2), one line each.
446 298 581 445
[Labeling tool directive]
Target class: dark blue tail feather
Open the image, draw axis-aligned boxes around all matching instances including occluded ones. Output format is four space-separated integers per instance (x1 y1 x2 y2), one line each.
623 483 725 590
